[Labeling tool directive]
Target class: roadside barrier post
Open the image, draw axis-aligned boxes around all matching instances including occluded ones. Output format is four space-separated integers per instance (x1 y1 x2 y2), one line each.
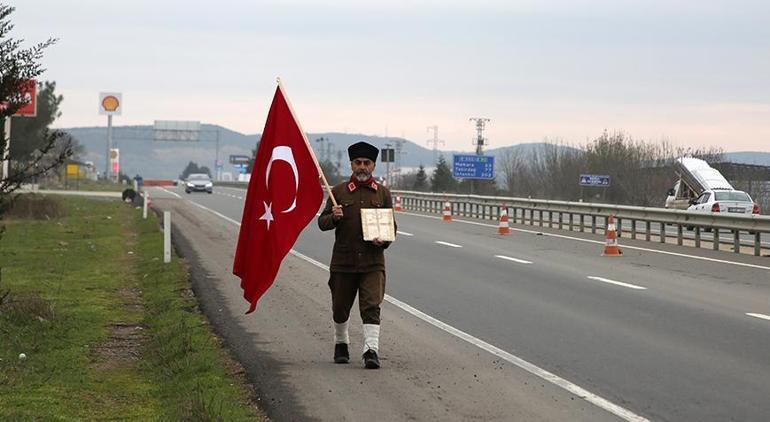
143 191 149 220
164 211 171 263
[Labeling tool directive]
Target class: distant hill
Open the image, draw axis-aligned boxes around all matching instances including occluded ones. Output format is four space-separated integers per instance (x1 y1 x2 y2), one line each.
723 151 770 166
62 124 769 179
64 125 545 179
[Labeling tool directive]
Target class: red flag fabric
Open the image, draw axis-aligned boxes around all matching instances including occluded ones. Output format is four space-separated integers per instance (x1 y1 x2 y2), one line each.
233 85 323 313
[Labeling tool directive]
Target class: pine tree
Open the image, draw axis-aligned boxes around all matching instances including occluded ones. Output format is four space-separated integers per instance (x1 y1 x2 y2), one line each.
1 3 70 220
430 155 457 192
413 164 428 191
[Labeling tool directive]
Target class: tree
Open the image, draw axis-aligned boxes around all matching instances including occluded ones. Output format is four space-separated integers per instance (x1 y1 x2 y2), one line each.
412 164 428 191
319 159 344 185
1 3 70 217
430 155 457 193
179 161 211 179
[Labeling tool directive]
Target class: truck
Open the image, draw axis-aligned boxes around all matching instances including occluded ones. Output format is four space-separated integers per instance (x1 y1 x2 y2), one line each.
665 157 759 215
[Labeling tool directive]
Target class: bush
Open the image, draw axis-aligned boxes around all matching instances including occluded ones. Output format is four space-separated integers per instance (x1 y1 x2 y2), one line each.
3 194 65 220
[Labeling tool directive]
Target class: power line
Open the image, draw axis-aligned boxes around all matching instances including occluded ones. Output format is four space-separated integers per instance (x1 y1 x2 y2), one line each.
469 117 490 156
426 125 444 165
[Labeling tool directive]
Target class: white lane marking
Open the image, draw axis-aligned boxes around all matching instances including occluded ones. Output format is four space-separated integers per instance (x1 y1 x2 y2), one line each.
186 200 649 422
587 276 647 290
746 313 770 321
397 230 414 236
156 186 182 199
399 211 770 271
435 240 462 248
494 255 533 264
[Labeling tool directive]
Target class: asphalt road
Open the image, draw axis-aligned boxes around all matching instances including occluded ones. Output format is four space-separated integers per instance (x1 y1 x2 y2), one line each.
151 185 770 422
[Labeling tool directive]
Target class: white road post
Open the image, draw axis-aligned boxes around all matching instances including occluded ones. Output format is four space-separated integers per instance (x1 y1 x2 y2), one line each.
143 191 149 219
133 178 138 191
1 117 10 181
163 211 171 263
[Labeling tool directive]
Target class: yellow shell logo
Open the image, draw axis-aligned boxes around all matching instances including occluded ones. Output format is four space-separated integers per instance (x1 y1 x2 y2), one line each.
102 95 120 112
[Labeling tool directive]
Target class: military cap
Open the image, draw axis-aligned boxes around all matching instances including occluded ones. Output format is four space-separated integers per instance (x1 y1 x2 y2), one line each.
348 141 379 162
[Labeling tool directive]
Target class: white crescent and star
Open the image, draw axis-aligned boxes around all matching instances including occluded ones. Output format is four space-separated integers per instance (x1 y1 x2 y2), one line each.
260 146 300 230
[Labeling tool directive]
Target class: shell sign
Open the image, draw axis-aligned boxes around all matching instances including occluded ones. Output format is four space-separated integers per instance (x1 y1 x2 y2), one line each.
98 92 122 116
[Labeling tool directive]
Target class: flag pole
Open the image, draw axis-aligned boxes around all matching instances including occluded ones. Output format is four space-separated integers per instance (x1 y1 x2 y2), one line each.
276 77 338 207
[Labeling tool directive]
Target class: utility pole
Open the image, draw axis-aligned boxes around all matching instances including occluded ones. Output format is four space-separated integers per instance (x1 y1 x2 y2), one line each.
384 142 392 187
394 139 406 189
426 125 444 165
469 117 490 156
315 137 328 162
468 117 491 195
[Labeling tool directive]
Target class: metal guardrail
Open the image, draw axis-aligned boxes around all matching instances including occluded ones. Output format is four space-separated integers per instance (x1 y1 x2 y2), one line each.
392 190 770 257
215 181 249 188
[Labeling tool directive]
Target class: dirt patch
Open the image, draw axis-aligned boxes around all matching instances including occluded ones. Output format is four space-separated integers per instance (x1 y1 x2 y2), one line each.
91 221 146 370
91 322 146 371
117 287 144 314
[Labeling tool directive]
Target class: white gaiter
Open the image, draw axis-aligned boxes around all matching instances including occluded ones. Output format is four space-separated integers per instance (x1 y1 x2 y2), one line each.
334 321 349 344
362 324 380 353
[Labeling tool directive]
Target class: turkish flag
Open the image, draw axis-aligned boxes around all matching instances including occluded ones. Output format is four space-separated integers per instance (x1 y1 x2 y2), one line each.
233 84 323 313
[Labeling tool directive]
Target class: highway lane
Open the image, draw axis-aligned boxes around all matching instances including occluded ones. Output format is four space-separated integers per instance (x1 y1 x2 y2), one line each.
156 185 770 421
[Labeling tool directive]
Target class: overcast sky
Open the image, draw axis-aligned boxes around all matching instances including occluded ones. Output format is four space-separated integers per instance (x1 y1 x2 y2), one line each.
12 0 770 152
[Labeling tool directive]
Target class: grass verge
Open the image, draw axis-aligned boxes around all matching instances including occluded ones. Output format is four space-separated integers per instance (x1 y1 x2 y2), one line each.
0 195 262 420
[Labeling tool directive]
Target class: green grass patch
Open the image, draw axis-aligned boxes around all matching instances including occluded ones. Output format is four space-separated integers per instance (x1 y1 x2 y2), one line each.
0 196 261 421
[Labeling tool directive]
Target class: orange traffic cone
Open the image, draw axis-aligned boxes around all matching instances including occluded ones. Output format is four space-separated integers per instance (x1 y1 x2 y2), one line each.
442 201 452 222
601 215 623 256
498 206 510 235
394 195 402 212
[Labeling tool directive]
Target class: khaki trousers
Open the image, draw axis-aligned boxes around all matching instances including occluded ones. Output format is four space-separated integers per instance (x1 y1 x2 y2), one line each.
329 271 385 325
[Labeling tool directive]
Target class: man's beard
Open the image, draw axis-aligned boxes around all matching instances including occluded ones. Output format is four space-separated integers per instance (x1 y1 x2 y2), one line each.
354 170 370 182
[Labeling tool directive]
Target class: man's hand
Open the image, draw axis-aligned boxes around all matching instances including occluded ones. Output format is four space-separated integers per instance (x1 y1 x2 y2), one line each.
332 205 343 221
372 237 384 246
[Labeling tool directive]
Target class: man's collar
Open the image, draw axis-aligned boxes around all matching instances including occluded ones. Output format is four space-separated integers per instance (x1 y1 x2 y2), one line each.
347 178 378 193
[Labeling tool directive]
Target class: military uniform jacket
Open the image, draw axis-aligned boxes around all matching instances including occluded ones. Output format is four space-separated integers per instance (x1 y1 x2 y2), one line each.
318 179 395 273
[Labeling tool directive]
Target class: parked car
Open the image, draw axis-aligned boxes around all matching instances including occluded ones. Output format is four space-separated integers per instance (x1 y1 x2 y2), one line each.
185 173 213 194
686 189 760 215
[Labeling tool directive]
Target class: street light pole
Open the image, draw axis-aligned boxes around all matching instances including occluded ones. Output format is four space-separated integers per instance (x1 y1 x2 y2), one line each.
214 127 220 181
106 114 113 181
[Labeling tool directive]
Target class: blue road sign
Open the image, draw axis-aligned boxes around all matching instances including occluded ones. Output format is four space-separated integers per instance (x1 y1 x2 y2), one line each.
452 155 495 179
579 174 611 187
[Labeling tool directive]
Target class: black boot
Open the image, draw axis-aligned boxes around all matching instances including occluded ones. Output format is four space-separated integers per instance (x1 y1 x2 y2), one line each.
334 343 349 364
363 349 380 369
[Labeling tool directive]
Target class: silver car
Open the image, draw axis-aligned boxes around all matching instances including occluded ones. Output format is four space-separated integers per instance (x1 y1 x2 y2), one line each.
185 173 213 194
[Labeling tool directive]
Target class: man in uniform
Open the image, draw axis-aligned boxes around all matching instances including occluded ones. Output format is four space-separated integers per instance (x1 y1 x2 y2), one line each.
318 141 395 369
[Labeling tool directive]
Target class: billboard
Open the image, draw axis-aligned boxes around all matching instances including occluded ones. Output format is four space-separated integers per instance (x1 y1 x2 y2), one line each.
153 120 200 141
99 92 123 116
229 154 251 165
14 80 37 117
0 80 37 116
